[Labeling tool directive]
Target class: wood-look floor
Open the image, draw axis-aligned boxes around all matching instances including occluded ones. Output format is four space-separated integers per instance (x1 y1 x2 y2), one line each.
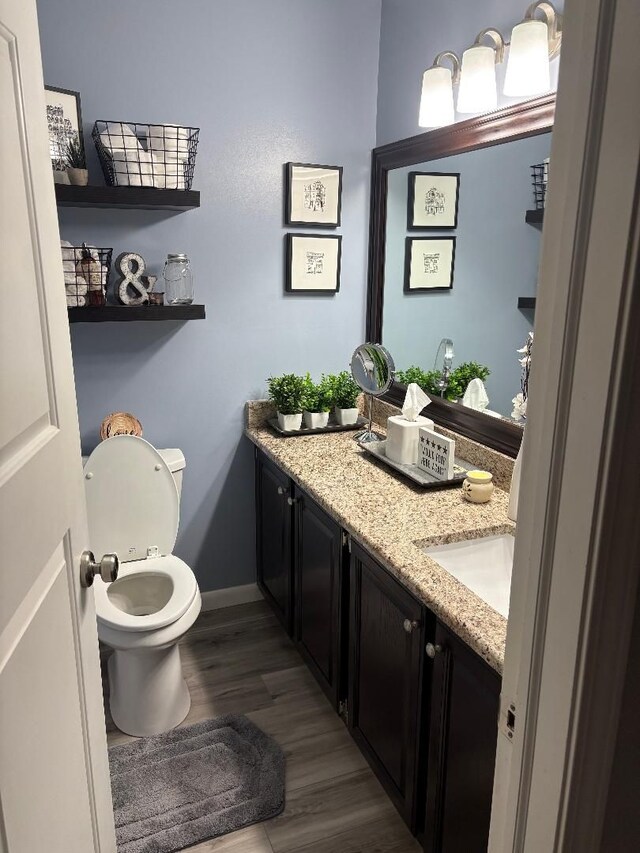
103 599 420 853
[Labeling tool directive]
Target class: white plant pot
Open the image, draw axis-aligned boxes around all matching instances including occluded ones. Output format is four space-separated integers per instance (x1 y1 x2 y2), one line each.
277 412 302 432
335 406 359 426
53 169 70 185
304 411 330 429
67 167 89 186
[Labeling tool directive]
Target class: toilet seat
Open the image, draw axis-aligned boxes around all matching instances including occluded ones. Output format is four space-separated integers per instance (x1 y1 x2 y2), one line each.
94 555 197 632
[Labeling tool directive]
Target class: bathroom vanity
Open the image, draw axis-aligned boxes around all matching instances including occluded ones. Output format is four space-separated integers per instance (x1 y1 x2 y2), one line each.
246 400 514 851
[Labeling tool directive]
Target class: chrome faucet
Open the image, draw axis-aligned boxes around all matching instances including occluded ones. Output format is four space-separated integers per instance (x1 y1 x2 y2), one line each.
434 338 454 397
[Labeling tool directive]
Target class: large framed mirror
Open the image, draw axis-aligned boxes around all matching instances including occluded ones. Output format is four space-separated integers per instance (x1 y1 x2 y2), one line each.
367 94 555 456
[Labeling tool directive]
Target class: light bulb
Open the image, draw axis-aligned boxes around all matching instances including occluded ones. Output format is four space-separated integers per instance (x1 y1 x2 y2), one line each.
419 66 455 128
504 19 551 96
457 45 498 114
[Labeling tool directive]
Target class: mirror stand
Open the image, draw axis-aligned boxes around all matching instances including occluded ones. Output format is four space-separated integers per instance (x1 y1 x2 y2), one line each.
354 394 379 444
350 343 396 444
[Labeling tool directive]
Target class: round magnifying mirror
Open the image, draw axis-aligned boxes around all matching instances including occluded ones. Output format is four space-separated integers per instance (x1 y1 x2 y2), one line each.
350 343 395 443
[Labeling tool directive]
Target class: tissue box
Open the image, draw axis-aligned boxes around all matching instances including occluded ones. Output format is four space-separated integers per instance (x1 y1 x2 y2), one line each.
418 427 455 480
386 415 435 465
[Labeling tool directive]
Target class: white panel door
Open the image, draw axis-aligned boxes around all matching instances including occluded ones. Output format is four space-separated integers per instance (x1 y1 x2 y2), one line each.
0 1 116 851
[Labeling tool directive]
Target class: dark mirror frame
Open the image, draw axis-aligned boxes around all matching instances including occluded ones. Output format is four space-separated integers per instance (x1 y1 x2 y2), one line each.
366 94 555 457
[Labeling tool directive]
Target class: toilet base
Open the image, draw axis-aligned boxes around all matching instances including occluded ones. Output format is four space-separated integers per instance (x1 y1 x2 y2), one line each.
108 643 191 737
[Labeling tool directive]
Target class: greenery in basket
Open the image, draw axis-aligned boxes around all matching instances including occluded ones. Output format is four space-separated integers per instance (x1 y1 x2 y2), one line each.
301 373 334 413
65 133 86 169
328 371 361 409
396 362 490 402
446 362 491 401
267 374 306 414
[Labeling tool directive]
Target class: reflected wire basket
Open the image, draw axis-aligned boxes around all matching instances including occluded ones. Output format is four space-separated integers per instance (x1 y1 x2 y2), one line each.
92 121 200 190
530 162 549 210
62 246 112 308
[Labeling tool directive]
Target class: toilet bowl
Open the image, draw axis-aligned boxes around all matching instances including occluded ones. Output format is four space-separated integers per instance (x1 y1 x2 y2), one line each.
84 435 202 737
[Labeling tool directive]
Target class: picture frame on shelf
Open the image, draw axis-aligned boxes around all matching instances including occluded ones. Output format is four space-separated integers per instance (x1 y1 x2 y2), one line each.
286 233 342 293
285 162 343 227
404 236 456 292
407 171 460 230
44 85 84 172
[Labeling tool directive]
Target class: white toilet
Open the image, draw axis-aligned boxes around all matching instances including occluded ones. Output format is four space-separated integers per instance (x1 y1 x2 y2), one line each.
83 435 202 737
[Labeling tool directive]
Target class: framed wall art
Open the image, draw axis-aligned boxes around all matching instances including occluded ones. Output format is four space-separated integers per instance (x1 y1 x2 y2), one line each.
44 85 84 171
404 236 456 292
286 233 342 293
407 171 460 230
285 162 343 227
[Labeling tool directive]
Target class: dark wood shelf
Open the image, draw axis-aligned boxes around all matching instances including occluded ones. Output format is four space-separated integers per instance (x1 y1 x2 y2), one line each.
518 297 537 310
68 304 206 323
525 208 544 224
55 184 200 211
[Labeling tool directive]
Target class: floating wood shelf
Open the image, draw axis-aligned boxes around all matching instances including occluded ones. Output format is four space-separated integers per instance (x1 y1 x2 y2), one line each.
55 184 200 211
68 305 206 323
525 208 544 224
517 297 537 310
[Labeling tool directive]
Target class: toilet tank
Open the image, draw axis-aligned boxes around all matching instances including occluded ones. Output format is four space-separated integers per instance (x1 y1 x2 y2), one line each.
82 446 186 501
157 448 186 500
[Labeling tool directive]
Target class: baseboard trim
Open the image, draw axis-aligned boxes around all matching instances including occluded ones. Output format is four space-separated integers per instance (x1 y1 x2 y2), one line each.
200 583 263 612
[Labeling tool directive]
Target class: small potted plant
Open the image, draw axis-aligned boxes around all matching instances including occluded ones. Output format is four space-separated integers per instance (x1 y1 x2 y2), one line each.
331 371 361 425
267 373 305 431
65 133 88 186
302 374 333 429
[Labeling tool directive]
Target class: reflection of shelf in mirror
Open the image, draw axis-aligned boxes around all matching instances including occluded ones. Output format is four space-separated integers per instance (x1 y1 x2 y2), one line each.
525 209 544 224
68 305 206 322
517 297 536 310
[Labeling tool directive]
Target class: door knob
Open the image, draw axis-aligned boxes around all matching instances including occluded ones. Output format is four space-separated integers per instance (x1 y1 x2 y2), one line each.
80 550 119 588
403 619 419 633
426 642 442 658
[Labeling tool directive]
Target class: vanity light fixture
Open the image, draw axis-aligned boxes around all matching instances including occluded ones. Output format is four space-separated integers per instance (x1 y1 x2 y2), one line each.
418 51 461 128
504 1 563 97
456 28 506 115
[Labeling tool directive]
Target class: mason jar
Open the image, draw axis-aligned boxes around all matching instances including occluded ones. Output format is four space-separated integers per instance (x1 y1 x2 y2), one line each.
163 253 194 304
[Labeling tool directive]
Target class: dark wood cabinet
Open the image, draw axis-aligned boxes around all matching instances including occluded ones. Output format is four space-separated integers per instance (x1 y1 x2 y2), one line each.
348 542 433 831
294 490 345 710
423 622 501 853
255 449 293 634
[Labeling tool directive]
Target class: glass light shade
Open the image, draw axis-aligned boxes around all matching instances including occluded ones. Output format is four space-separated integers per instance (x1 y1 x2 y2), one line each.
504 19 551 96
418 66 455 128
456 45 498 114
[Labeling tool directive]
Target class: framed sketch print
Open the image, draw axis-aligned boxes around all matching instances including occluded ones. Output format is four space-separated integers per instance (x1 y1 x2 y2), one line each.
407 171 460 230
44 85 84 171
286 162 343 227
404 236 456 292
286 234 342 293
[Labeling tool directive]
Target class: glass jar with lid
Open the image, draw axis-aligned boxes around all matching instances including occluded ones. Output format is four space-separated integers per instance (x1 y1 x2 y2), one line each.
163 253 194 304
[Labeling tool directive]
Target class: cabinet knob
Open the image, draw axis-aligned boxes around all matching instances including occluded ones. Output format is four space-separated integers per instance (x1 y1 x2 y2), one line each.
426 642 442 658
287 496 298 506
277 486 286 496
403 619 419 634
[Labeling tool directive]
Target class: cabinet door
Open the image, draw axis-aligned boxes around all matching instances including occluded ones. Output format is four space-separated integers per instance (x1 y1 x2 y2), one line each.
424 622 501 853
294 488 344 709
349 543 429 830
255 449 293 634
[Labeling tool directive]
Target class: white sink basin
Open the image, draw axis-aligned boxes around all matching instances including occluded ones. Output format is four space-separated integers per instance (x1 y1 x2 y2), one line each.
423 534 514 618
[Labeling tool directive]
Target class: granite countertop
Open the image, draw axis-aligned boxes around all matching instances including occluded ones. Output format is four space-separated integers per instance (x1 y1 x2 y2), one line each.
245 401 516 674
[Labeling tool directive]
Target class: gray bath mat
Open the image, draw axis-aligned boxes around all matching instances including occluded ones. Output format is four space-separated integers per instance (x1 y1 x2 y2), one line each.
109 715 285 853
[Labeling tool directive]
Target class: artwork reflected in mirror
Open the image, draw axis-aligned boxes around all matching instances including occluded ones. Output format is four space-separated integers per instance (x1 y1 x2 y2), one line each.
382 130 551 420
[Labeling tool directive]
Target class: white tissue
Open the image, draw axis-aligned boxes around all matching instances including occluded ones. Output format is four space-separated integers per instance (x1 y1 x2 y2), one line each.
462 378 489 411
402 382 430 421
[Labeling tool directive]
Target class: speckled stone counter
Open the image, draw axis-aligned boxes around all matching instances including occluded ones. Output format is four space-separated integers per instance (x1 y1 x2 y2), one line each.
245 400 516 674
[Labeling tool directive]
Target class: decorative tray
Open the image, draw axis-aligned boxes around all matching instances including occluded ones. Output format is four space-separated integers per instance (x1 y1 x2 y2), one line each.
361 440 470 489
268 416 367 437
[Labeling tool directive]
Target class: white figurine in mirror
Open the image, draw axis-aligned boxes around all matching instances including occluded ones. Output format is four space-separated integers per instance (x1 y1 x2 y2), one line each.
386 383 434 465
508 332 533 521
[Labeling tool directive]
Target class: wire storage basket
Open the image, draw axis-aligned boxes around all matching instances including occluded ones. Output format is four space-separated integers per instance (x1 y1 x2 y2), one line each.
530 161 549 210
62 245 112 307
92 121 200 190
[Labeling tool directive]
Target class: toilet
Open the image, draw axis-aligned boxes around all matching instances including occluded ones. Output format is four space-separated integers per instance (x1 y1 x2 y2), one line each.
83 435 202 737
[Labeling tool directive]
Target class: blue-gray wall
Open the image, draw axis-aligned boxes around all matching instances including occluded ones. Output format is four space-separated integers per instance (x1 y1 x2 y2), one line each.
383 133 551 416
376 0 563 145
37 0 382 592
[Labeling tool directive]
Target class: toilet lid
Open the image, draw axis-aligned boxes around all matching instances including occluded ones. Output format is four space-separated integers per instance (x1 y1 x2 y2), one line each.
84 435 179 563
